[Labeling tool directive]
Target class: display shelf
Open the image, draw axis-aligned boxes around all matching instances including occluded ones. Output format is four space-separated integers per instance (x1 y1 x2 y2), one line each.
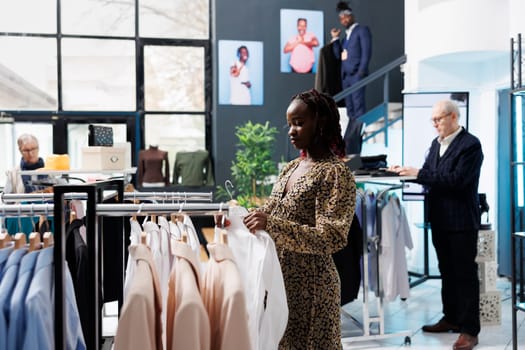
18 167 137 176
354 175 417 182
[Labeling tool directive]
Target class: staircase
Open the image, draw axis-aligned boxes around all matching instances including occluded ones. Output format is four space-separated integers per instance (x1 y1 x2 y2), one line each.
334 54 406 149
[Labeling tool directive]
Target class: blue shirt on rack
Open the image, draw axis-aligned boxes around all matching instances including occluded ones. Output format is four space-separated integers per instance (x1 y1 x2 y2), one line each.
0 245 14 280
0 248 27 350
7 249 40 350
23 246 86 350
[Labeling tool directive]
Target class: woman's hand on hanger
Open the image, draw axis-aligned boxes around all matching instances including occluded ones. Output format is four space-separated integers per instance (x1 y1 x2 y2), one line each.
243 210 268 234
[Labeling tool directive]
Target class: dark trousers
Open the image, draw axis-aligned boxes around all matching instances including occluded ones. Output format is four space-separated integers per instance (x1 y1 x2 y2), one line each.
342 73 366 119
432 228 480 336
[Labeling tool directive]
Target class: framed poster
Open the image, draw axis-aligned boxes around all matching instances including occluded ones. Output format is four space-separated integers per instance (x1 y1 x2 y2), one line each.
280 9 323 74
218 40 263 106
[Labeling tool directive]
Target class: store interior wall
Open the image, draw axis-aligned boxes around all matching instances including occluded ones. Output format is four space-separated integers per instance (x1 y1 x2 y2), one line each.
212 0 404 188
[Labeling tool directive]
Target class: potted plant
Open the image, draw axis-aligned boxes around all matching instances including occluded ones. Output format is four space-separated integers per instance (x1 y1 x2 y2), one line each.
218 121 279 208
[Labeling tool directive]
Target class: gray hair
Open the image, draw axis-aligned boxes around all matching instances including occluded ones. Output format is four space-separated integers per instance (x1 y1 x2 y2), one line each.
17 134 39 149
436 100 460 120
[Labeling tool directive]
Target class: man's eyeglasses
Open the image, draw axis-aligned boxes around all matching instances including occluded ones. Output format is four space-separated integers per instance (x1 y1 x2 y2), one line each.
20 147 38 154
430 113 451 125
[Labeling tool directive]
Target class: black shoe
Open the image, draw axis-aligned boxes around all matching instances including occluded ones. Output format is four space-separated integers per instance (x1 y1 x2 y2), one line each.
422 318 460 333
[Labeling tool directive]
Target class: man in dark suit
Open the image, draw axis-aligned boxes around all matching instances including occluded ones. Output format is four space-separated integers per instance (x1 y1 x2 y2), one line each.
390 100 483 350
330 1 371 120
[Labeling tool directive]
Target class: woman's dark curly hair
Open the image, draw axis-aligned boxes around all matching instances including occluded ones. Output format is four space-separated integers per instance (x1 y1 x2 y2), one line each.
290 89 346 158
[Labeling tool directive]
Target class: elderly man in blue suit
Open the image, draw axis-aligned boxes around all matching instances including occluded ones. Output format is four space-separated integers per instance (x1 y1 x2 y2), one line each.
390 99 483 350
331 2 371 120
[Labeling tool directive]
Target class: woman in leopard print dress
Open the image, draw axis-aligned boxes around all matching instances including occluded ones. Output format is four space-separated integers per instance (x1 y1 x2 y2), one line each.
244 89 356 349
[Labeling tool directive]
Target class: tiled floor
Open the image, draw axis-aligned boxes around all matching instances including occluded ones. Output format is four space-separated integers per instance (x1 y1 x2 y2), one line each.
340 278 525 349
103 276 524 349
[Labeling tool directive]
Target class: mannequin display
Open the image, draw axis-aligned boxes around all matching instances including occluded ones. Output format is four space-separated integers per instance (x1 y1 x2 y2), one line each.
137 145 170 187
173 150 214 187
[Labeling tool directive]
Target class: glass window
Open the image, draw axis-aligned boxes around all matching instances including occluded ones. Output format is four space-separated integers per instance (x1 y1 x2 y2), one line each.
139 0 209 39
0 0 56 33
144 46 205 112
0 37 57 110
144 114 206 177
61 0 135 37
61 38 136 111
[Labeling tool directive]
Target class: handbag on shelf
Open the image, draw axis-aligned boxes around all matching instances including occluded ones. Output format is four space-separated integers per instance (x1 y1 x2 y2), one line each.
88 125 114 147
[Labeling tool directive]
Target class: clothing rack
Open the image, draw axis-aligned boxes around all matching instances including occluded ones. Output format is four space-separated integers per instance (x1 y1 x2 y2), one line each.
1 191 213 203
0 181 227 350
342 179 411 345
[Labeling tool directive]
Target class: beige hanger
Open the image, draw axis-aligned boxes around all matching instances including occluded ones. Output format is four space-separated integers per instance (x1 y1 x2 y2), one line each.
219 229 228 245
181 230 189 244
0 232 11 249
14 233 27 250
43 232 54 248
70 210 77 224
28 232 42 252
140 231 148 246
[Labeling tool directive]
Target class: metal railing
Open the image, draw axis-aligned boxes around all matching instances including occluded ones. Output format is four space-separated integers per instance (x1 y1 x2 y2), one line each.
334 54 407 146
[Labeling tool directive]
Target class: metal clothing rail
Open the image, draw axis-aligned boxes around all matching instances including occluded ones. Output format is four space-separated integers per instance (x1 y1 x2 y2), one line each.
1 191 213 203
0 202 227 216
341 181 411 345
54 180 124 350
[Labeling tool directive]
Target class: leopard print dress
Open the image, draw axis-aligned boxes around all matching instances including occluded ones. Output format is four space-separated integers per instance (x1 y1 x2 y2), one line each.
261 155 356 350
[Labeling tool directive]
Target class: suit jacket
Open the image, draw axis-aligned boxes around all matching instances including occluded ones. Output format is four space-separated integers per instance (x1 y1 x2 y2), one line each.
315 42 342 97
332 24 372 79
416 128 483 231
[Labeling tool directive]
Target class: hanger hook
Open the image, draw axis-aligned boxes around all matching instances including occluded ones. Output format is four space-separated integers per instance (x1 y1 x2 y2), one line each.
178 202 184 213
225 180 234 201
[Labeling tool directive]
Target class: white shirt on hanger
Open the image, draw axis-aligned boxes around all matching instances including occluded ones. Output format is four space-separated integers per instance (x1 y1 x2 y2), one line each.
379 195 413 302
226 206 288 350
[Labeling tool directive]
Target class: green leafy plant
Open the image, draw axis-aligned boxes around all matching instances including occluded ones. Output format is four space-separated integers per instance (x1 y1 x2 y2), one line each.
218 121 279 208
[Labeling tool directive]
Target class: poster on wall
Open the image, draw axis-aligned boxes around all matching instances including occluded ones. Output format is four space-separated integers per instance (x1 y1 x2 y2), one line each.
218 40 263 106
280 9 324 74
402 92 469 200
